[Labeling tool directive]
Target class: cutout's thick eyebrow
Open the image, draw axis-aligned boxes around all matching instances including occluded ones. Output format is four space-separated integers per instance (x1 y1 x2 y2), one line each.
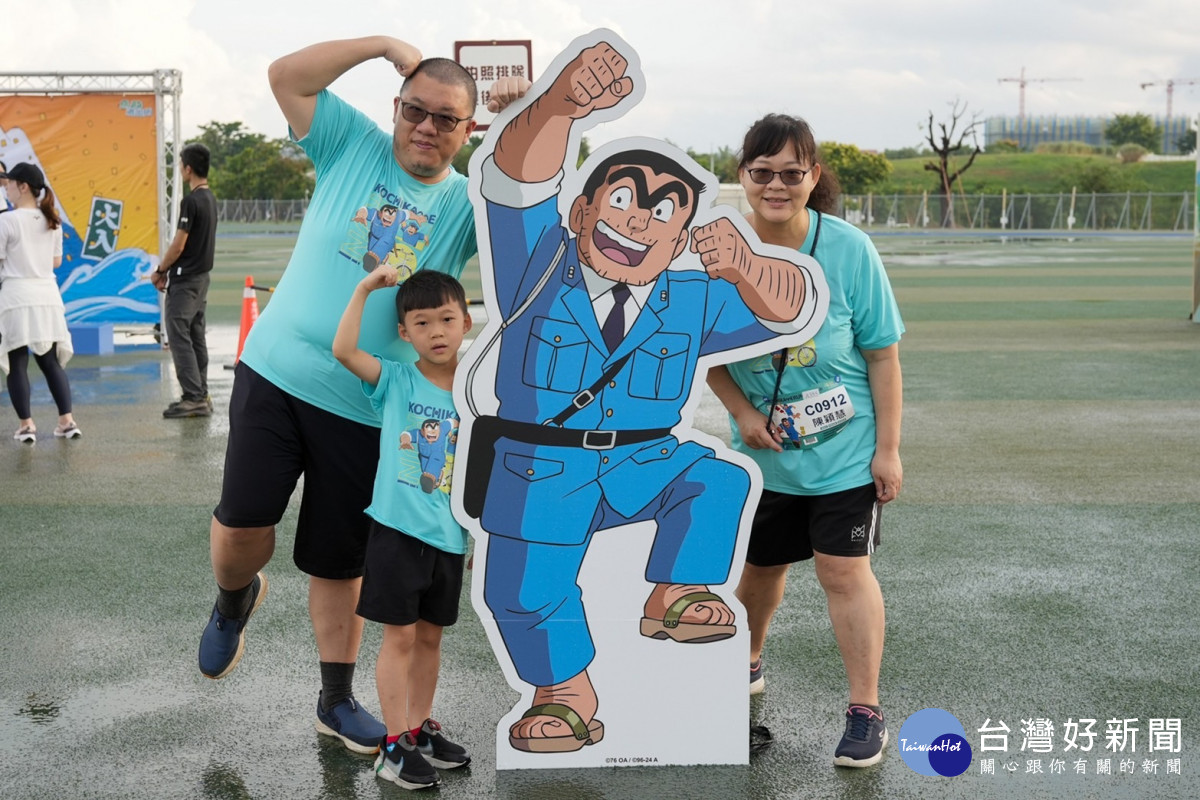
606 167 692 212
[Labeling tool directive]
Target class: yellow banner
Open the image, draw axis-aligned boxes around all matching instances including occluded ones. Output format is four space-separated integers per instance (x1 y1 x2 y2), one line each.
0 94 161 323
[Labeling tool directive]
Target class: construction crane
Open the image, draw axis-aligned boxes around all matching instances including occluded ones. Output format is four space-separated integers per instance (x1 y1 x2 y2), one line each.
1139 78 1200 120
998 66 1081 119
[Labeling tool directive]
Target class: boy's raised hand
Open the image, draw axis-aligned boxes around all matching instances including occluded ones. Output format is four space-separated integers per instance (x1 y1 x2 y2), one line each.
334 264 400 387
361 263 401 292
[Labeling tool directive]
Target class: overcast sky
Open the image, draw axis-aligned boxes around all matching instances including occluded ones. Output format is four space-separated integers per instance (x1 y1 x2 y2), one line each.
10 0 1200 153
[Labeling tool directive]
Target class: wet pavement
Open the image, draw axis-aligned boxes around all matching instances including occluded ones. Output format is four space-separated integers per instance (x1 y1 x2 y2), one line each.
3 235 1199 799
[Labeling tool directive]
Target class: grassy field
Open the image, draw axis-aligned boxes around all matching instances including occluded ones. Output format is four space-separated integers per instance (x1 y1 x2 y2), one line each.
2 233 1198 799
879 152 1195 195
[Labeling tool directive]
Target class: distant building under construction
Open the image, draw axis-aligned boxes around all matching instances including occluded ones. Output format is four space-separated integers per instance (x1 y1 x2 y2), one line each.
984 115 1194 154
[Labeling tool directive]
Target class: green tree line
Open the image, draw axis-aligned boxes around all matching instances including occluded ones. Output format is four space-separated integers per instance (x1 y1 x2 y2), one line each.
194 112 1195 201
189 121 314 200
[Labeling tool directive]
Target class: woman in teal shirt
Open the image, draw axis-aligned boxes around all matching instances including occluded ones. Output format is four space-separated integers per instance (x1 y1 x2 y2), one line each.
707 113 904 769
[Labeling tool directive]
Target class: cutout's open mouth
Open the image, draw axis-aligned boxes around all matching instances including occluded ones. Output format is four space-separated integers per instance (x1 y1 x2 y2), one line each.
593 221 648 267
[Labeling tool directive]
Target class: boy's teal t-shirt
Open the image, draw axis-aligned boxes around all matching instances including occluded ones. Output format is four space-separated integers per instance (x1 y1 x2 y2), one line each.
363 360 466 555
240 90 477 425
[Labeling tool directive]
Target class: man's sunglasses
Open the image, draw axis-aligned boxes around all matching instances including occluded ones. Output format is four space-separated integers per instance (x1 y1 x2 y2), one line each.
746 167 812 186
398 101 472 133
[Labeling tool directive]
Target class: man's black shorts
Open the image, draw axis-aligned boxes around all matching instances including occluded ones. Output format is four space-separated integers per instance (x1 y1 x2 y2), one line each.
213 362 380 579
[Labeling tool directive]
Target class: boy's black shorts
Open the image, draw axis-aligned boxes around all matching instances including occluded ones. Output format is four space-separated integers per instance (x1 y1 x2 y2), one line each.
746 483 881 566
356 519 465 627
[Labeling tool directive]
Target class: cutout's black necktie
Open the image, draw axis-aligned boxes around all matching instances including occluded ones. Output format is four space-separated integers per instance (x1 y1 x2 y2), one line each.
601 283 631 352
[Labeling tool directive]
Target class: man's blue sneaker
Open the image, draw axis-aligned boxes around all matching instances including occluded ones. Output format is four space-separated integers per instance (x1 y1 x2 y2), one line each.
417 718 471 769
198 572 267 679
375 732 440 790
315 692 387 754
833 704 888 767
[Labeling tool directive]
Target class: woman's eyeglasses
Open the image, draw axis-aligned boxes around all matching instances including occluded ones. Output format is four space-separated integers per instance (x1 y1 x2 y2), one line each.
398 101 472 133
746 167 812 186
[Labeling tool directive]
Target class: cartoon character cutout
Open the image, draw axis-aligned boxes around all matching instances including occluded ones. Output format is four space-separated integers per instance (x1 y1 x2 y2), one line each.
453 30 828 769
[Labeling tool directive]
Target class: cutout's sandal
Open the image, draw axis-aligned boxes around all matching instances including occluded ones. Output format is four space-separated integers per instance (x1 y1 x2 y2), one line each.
640 591 736 643
13 425 36 444
508 703 604 753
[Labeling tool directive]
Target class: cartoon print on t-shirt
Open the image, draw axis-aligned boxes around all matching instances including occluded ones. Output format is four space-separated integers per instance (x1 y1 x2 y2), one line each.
397 415 458 493
746 340 818 375
340 185 435 278
350 203 399 271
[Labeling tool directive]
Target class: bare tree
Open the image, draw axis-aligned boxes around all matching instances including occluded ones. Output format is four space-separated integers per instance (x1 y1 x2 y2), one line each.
923 99 982 227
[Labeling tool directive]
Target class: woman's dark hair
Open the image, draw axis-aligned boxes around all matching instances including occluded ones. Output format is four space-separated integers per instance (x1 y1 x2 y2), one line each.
38 187 61 230
738 113 841 215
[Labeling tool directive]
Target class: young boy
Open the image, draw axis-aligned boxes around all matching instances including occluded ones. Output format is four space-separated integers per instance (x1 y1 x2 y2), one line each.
332 265 473 790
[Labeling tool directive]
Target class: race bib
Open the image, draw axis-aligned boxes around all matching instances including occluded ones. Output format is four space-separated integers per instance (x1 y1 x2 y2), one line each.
768 378 854 450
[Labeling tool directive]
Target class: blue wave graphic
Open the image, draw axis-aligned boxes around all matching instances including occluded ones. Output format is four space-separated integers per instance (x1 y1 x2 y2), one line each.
57 223 159 324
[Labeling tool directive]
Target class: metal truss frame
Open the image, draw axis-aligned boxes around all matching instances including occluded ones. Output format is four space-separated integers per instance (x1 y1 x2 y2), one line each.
0 71 183 258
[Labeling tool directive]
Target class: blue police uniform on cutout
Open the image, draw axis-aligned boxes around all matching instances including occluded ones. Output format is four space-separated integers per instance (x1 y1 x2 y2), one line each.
478 176 792 688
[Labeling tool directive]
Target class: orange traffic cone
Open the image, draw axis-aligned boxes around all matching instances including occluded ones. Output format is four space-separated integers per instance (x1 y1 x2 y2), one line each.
235 275 260 364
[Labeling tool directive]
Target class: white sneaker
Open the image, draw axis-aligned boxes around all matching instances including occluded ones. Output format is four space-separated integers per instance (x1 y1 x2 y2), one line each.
54 422 82 439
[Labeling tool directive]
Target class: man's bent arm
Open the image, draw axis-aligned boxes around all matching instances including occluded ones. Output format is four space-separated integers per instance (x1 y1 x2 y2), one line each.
268 36 421 140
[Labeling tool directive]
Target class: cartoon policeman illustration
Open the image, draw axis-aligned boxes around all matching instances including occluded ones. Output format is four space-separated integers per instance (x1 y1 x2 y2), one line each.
400 417 454 493
458 34 827 756
352 203 401 270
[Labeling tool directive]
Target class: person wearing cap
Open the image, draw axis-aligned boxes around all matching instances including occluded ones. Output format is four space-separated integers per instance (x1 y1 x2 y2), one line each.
151 142 217 419
0 162 82 443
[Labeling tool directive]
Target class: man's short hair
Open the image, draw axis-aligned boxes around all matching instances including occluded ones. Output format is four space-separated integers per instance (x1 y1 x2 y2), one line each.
402 58 478 116
395 269 468 321
181 143 211 178
581 150 707 228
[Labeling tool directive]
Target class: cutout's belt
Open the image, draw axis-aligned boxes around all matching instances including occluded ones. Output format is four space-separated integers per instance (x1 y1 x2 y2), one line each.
490 418 671 451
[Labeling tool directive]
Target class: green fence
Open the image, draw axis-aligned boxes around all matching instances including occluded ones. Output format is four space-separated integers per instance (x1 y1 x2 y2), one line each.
214 192 1197 232
844 191 1195 231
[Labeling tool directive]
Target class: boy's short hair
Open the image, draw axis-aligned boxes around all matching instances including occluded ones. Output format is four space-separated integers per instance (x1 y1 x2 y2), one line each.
395 270 467 322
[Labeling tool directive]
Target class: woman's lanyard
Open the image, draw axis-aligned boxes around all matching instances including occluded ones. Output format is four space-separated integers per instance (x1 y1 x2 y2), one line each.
765 209 822 433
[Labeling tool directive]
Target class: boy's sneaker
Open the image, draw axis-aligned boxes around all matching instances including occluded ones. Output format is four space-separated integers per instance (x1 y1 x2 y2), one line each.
833 704 888 767
163 398 211 418
749 659 765 696
374 732 440 790
417 718 471 768
315 692 387 754
198 572 267 679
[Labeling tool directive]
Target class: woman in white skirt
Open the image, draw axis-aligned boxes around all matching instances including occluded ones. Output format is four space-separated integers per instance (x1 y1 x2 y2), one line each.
0 162 80 443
